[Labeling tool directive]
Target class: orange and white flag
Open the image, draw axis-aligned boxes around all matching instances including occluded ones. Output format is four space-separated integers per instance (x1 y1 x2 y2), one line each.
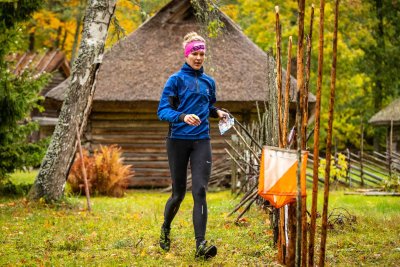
258 146 308 208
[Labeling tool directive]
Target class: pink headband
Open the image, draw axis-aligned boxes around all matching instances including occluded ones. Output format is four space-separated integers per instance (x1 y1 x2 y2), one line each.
184 41 206 57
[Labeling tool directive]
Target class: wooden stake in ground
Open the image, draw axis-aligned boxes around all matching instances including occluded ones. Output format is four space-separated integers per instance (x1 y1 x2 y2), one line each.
282 36 292 148
275 6 283 148
319 0 340 265
29 0 117 201
280 36 292 265
389 120 393 177
309 1 325 266
274 6 286 264
302 5 314 267
302 4 314 150
76 123 91 212
295 0 305 266
360 120 365 185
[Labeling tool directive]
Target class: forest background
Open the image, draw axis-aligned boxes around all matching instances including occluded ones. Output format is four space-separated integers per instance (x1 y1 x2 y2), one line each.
2 0 400 153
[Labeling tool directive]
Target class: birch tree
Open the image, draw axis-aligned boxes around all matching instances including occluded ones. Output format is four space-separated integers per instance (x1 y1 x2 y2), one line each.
29 0 117 201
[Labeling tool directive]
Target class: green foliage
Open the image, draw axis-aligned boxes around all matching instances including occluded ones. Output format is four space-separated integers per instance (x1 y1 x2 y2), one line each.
0 163 37 197
0 180 32 196
318 153 348 183
0 0 50 183
0 0 42 28
0 0 42 59
382 172 400 192
0 67 50 181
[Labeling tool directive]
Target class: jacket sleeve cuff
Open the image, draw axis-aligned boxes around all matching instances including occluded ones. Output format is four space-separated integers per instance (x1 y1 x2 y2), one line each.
209 107 220 118
179 113 187 122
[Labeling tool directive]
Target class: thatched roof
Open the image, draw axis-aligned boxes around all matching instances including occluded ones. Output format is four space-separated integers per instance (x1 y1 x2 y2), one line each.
8 50 70 77
369 98 400 126
46 0 315 104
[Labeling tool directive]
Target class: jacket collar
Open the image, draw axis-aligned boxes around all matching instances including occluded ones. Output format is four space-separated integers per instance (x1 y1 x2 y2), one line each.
181 62 204 75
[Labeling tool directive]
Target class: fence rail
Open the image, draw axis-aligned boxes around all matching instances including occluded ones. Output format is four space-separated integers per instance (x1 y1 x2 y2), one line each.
307 149 398 188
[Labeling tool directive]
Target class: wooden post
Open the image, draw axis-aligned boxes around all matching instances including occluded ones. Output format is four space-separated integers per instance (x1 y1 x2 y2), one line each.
283 36 293 148
302 4 314 150
278 207 286 264
347 148 351 187
279 52 292 267
76 123 91 212
274 6 286 265
309 1 325 266
275 6 283 148
231 135 238 194
231 160 237 194
295 0 305 266
389 120 393 178
301 5 314 267
319 0 339 266
360 121 364 186
335 137 338 162
286 204 296 266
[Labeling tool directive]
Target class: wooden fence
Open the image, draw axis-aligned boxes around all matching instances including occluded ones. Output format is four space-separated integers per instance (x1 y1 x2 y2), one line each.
307 150 399 188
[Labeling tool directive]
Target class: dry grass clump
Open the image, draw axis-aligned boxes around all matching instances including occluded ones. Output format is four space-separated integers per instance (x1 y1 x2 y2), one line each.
68 145 133 197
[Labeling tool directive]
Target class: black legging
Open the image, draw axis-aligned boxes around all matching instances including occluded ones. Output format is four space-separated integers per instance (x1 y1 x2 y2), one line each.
162 138 212 246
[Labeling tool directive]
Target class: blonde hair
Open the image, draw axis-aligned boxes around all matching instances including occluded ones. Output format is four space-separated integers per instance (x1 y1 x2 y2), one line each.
182 32 205 49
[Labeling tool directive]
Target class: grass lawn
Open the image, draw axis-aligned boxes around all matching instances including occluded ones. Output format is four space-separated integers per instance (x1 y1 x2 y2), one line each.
320 191 400 266
1 172 399 266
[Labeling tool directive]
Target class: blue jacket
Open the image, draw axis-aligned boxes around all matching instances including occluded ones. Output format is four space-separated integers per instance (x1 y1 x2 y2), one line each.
157 63 219 140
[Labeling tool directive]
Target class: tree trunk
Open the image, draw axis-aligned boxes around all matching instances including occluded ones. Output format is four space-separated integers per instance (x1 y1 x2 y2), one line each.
29 0 117 201
70 1 86 67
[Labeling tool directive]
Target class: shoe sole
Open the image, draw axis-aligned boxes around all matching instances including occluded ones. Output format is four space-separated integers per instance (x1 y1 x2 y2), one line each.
204 245 217 259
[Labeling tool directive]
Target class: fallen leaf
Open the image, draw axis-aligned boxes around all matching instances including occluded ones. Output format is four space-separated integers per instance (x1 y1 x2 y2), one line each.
165 253 174 259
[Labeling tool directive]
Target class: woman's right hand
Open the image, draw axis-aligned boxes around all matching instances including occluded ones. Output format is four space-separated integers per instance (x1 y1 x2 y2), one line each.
184 114 201 126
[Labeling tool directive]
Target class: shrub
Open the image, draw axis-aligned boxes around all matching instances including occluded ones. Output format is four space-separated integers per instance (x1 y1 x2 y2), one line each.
93 145 133 197
318 153 348 183
68 145 133 197
0 68 51 182
0 180 32 196
382 171 400 192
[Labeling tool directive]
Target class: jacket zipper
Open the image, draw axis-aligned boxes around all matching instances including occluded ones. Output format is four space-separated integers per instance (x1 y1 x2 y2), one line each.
195 72 199 93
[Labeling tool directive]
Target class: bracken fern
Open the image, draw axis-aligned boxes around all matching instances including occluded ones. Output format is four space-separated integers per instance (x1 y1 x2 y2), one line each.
68 145 133 197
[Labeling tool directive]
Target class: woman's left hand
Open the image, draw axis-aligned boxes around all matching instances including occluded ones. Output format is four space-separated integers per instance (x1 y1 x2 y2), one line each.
217 109 230 122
